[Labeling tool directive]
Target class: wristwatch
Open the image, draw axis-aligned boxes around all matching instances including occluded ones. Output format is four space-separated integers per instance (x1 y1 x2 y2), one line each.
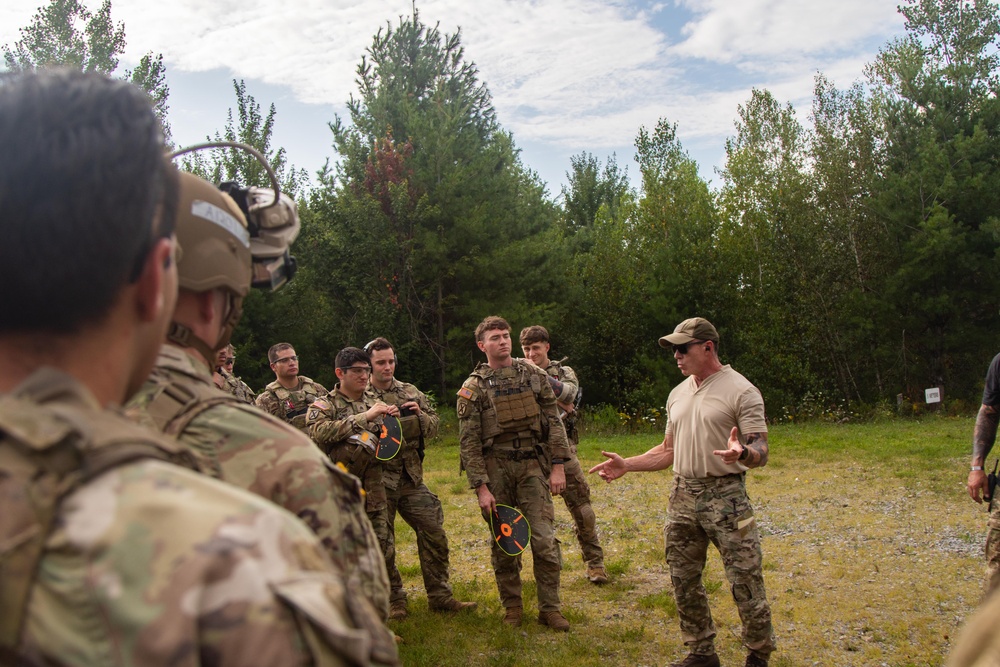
738 445 749 462
972 466 984 471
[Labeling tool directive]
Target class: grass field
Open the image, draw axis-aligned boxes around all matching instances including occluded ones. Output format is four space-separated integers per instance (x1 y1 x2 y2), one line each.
389 415 985 666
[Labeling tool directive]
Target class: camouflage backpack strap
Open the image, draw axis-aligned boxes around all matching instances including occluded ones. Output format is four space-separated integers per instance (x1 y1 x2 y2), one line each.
134 373 244 477
0 396 180 658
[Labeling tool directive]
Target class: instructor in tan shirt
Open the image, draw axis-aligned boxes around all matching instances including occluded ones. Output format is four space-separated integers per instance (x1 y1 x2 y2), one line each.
591 317 776 667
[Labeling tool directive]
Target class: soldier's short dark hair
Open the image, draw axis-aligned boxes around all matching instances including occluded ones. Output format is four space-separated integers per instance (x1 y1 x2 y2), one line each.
475 316 510 342
268 342 294 363
0 70 178 335
519 325 550 347
365 337 394 355
336 347 370 369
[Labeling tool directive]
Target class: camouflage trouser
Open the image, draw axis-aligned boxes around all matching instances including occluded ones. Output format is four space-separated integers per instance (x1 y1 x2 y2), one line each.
368 506 393 566
386 477 454 605
665 473 775 658
985 503 1000 594
483 454 562 612
559 449 604 568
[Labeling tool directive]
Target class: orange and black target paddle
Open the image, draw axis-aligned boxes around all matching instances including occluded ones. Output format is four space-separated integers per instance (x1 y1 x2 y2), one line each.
376 415 402 461
490 504 531 556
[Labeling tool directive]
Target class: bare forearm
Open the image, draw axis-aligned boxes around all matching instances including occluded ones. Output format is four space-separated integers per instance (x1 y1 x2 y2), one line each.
973 405 1000 466
624 437 674 473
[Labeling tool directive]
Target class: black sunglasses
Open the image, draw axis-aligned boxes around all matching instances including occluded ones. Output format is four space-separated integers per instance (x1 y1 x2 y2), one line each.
672 340 707 355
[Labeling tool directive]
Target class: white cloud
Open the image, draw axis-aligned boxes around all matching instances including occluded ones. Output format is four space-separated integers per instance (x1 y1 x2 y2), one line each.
672 0 902 62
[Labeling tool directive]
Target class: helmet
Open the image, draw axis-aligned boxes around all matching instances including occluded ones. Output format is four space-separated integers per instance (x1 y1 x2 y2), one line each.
165 143 301 362
167 171 252 362
176 172 252 296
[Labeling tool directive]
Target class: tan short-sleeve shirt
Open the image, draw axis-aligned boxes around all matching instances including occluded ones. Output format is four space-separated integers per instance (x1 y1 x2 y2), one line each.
665 365 768 478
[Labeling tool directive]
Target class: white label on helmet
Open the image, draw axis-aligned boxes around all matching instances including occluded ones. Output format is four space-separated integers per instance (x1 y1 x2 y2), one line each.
191 200 251 248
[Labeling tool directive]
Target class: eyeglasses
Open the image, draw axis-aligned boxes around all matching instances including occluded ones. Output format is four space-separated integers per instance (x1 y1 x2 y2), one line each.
341 366 371 376
672 340 707 355
273 355 298 364
223 358 235 365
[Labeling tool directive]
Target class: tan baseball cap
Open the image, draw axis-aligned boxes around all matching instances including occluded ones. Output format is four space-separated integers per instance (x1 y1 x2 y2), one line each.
658 317 719 347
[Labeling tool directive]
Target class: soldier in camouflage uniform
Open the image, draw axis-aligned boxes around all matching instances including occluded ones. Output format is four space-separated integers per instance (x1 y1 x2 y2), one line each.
365 337 477 619
458 316 571 631
125 172 392 621
214 344 256 404
256 342 328 431
0 70 398 666
592 318 775 667
307 347 398 570
520 325 608 584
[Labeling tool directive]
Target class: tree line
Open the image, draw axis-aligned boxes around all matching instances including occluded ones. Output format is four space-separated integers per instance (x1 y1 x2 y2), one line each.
7 0 1000 418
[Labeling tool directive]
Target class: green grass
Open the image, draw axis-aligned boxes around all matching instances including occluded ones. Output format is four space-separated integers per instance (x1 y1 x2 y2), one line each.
392 415 983 666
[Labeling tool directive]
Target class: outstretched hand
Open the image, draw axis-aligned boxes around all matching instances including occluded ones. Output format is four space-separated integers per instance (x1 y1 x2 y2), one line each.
590 451 627 483
712 427 744 464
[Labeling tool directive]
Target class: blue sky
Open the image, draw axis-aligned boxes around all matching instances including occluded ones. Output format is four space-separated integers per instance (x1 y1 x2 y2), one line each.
1 0 906 197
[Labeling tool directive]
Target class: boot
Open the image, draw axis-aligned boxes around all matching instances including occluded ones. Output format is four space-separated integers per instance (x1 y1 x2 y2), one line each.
388 599 408 620
670 653 720 667
429 598 477 613
502 606 522 626
538 610 570 632
745 653 769 667
587 565 609 584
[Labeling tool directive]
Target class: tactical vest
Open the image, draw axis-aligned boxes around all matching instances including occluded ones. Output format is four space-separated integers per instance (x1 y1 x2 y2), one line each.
221 371 255 404
398 413 422 442
477 364 542 442
372 385 423 442
267 380 324 431
0 395 190 660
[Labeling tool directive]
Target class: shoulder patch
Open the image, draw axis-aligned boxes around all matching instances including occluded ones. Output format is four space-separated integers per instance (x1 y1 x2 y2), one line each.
312 398 330 412
457 387 474 400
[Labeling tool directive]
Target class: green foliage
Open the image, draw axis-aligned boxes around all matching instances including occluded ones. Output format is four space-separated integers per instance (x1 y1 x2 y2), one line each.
125 52 171 142
180 79 308 197
560 151 630 239
3 0 171 139
3 0 123 73
578 403 664 435
299 11 563 393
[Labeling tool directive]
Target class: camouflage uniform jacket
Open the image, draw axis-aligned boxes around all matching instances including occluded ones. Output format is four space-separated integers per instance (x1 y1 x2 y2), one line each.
217 366 256 404
307 385 387 513
125 344 392 621
256 375 328 431
544 360 581 446
365 378 439 490
457 359 570 489
2 368 399 667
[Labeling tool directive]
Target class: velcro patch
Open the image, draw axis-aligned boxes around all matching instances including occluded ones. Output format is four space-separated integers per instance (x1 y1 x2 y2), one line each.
312 398 330 412
457 387 474 400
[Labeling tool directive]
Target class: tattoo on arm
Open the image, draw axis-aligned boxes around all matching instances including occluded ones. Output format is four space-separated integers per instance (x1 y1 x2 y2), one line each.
743 432 769 468
973 405 1000 465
